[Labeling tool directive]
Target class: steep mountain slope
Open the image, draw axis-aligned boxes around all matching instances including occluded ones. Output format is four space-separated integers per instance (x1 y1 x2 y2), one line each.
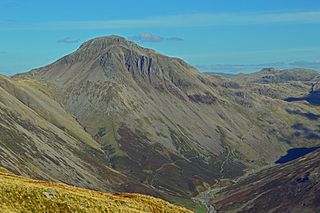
0 169 190 213
208 149 320 212
11 35 319 202
0 74 155 196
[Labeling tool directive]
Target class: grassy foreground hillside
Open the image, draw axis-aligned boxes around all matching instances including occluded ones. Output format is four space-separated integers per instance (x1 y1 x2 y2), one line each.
0 170 191 213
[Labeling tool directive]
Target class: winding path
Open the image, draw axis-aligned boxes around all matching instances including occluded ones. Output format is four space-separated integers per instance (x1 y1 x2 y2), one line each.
201 187 216 213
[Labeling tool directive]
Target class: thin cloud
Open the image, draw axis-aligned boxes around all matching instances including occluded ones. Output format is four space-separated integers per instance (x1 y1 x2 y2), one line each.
5 19 17 23
2 10 320 31
1 0 19 8
130 33 163 42
166 37 184 41
130 33 183 43
57 37 80 44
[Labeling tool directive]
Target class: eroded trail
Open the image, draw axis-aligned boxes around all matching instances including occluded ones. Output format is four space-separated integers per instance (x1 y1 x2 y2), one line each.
203 187 216 213
193 187 216 213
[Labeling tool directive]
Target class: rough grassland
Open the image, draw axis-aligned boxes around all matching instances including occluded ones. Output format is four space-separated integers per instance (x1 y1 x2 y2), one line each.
0 171 192 213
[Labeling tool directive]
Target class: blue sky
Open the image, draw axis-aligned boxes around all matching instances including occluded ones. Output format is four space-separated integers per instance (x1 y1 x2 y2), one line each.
1 0 320 75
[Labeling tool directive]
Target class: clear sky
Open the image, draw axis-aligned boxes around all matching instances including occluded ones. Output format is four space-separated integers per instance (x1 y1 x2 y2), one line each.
1 0 320 75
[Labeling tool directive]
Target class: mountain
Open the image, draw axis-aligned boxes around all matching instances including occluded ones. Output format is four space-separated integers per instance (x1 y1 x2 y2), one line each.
1 35 320 210
208 149 320 212
0 168 190 213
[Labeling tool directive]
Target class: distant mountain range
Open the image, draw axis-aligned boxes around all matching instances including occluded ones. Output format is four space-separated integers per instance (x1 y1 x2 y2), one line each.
197 62 320 75
204 72 238 78
1 35 320 211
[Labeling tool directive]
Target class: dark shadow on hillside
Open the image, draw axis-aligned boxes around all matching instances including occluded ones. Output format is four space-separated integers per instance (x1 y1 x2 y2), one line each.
291 123 320 140
285 91 320 106
286 109 320 120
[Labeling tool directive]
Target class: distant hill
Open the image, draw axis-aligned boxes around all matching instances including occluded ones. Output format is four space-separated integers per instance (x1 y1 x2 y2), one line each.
233 67 319 84
204 72 238 78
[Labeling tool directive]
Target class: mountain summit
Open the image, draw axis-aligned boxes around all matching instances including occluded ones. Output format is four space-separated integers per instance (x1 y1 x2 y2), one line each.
78 35 150 53
31 35 197 91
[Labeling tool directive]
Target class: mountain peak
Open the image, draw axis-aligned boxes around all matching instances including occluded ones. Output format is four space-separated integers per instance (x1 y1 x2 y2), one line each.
78 35 136 51
73 35 158 60
25 35 197 89
81 35 126 45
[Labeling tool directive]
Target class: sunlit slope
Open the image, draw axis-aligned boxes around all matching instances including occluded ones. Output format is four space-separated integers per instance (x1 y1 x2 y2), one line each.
0 171 191 213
